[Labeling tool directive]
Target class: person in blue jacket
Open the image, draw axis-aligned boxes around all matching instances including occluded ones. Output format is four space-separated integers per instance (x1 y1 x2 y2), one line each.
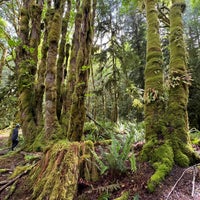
11 124 20 150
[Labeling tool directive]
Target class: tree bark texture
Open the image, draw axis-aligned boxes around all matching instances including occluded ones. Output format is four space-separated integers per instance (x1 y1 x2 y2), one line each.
44 7 62 138
67 0 97 141
141 0 200 192
17 0 43 144
167 0 199 166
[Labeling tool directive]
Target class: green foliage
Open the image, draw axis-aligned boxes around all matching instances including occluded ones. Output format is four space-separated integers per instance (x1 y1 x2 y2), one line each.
114 121 145 142
98 192 110 200
93 132 136 175
114 190 129 200
189 128 200 145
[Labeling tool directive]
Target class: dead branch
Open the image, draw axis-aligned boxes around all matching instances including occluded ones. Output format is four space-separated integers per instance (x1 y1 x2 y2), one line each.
0 170 29 193
0 165 34 194
191 166 198 197
166 163 200 200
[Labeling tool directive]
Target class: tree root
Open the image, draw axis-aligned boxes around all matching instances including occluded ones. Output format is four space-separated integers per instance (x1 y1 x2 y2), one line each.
0 168 31 193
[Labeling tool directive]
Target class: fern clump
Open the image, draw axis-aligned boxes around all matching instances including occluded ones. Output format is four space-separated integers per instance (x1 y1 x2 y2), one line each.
93 133 136 175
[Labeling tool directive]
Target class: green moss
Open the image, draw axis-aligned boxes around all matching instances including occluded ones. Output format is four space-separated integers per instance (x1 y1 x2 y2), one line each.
9 165 32 179
114 191 129 200
48 12 61 43
147 163 170 192
32 141 80 200
174 150 189 167
143 143 174 192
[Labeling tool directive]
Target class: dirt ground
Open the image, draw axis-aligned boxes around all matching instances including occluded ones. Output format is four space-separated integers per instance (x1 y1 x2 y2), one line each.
1 130 200 200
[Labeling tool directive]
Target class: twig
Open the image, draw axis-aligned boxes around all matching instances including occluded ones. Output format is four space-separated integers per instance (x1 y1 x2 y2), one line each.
192 166 197 197
166 163 200 200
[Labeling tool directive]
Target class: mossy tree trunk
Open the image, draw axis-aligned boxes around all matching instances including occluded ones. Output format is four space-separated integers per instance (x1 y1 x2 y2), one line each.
35 8 49 131
17 0 43 145
141 0 173 192
67 0 97 141
56 0 72 122
166 0 199 166
61 1 81 134
44 1 65 138
0 46 7 83
141 0 200 192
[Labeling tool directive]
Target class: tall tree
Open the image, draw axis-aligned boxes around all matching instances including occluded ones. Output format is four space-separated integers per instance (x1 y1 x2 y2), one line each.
44 0 65 138
166 0 198 166
17 0 44 144
67 0 97 141
141 0 200 191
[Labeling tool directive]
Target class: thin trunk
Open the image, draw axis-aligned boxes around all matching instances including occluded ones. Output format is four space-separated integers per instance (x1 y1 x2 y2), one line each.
67 0 96 141
44 6 62 137
0 47 7 83
61 1 81 134
57 0 71 121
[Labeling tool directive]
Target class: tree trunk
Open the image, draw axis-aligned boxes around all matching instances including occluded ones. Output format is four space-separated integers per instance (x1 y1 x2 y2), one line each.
166 0 199 166
141 0 200 192
0 46 7 83
31 140 98 200
44 6 62 138
67 0 96 141
61 1 81 134
56 0 71 122
141 0 172 192
17 0 43 145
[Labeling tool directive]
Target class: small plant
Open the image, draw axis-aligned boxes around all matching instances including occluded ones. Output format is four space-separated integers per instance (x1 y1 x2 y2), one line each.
93 132 137 175
189 128 200 145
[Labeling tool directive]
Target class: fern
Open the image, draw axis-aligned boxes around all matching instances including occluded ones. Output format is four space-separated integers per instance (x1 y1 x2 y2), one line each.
104 133 136 174
92 150 108 174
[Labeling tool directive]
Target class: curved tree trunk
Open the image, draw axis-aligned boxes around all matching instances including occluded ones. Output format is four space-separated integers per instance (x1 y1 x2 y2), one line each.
17 0 43 145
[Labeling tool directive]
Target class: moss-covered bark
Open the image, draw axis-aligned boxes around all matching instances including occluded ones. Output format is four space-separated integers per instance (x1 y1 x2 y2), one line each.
67 0 97 141
44 5 63 138
31 140 98 200
0 47 7 83
166 0 199 166
143 0 164 142
17 0 43 145
57 0 71 122
141 0 200 192
61 1 82 134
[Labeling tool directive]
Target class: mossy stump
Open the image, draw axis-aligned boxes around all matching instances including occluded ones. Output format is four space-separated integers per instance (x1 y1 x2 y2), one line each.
31 140 98 200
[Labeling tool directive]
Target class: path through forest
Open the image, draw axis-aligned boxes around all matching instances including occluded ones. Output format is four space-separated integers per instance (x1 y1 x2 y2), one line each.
0 129 200 199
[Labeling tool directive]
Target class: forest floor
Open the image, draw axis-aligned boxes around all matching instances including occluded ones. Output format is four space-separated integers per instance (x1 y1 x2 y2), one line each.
1 129 200 200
